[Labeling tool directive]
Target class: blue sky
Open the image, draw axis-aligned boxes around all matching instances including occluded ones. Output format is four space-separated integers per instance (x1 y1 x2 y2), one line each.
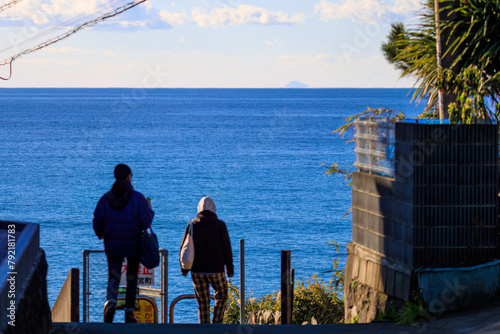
0 0 423 87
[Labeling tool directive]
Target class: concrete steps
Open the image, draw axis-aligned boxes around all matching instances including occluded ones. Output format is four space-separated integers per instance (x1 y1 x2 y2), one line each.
51 300 500 334
50 322 437 334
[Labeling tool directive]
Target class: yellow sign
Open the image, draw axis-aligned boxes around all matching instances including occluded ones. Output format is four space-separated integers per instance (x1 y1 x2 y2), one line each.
116 296 158 323
134 297 158 323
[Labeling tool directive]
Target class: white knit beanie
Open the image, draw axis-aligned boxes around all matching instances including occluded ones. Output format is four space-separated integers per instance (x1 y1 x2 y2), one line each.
197 196 216 213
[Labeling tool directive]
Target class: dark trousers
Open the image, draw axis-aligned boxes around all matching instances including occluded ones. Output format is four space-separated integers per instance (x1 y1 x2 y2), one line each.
106 255 140 310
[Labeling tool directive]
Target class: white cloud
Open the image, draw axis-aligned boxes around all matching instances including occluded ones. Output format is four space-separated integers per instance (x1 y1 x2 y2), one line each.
0 1 125 26
314 53 337 63
0 0 171 30
89 62 112 67
159 9 188 25
315 0 421 23
190 5 306 28
63 61 85 67
266 39 282 46
18 58 61 66
278 53 337 65
44 47 90 54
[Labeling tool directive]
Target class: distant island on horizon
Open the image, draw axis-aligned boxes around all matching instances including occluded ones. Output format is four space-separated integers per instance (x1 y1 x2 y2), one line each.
285 81 310 88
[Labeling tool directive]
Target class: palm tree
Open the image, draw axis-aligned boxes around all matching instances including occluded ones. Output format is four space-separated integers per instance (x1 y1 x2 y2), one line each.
381 1 439 116
382 0 500 123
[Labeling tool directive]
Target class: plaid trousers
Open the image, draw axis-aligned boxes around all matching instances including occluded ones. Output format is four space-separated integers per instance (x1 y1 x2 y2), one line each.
191 272 228 323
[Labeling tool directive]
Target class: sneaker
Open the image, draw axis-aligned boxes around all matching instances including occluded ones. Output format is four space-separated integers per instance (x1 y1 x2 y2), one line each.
125 311 137 323
103 300 117 323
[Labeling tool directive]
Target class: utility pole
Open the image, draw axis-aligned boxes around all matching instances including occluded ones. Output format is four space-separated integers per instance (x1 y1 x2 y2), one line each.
435 0 458 119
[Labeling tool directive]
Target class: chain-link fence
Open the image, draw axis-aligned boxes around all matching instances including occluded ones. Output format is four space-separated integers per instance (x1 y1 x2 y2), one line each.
82 249 168 323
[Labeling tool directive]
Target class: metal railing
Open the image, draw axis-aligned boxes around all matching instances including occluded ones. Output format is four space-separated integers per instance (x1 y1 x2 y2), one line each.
82 249 168 323
169 294 214 324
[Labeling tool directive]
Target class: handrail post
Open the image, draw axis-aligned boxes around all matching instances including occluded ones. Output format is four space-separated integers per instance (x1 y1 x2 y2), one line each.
281 250 292 325
160 249 168 323
239 239 245 324
82 250 89 323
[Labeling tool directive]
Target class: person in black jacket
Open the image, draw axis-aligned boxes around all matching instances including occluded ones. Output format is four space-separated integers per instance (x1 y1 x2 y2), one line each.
180 196 234 323
93 164 154 323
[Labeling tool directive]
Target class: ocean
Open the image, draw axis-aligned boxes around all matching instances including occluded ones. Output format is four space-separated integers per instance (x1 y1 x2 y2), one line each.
0 88 424 323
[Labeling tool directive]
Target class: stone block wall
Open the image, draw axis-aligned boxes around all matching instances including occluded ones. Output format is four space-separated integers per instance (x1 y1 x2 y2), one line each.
346 172 415 323
344 242 412 323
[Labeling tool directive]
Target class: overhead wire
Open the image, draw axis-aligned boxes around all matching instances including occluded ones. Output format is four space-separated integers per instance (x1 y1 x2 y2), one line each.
0 59 12 80
0 0 26 13
0 0 133 56
0 0 147 74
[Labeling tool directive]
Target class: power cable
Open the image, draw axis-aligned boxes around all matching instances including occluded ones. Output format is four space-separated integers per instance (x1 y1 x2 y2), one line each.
0 0 26 13
0 0 147 77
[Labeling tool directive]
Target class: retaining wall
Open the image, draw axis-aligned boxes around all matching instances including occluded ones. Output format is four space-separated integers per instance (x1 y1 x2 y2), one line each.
0 221 52 334
345 123 500 323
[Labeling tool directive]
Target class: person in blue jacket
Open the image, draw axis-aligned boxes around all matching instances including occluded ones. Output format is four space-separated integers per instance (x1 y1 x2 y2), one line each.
93 164 154 323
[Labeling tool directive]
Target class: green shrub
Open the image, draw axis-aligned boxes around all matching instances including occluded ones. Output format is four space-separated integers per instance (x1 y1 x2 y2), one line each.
292 274 343 324
223 257 344 325
395 301 428 325
223 281 281 325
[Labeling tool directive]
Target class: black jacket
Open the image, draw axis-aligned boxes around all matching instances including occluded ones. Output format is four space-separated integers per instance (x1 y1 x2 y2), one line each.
180 210 234 276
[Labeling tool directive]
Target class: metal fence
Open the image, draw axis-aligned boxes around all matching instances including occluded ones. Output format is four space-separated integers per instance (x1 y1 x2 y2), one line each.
82 249 168 323
354 119 395 178
395 122 499 266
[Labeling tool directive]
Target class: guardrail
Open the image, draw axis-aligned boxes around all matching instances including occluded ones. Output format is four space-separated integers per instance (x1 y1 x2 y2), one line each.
169 294 215 324
82 249 168 323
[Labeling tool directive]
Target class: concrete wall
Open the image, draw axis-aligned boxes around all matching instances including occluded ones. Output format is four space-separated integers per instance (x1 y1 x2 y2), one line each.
0 221 52 334
351 171 413 267
3 249 52 334
345 172 414 323
51 268 79 322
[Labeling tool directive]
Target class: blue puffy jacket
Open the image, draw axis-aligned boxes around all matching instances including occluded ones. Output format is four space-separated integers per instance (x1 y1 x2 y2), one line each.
93 185 154 257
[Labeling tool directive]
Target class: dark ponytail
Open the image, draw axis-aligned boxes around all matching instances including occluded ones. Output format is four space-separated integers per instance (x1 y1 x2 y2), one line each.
111 179 131 197
104 164 133 210
111 163 132 198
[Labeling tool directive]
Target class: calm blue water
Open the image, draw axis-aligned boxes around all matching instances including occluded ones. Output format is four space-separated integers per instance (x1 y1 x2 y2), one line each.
0 88 423 323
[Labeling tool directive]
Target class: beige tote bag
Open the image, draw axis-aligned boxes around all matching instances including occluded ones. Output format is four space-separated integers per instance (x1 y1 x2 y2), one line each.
180 223 195 270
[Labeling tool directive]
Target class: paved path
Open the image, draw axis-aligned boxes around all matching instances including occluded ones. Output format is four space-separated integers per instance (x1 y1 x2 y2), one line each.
51 300 500 334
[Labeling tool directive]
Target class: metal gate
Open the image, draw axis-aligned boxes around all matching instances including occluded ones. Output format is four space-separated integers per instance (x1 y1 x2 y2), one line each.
82 249 168 323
